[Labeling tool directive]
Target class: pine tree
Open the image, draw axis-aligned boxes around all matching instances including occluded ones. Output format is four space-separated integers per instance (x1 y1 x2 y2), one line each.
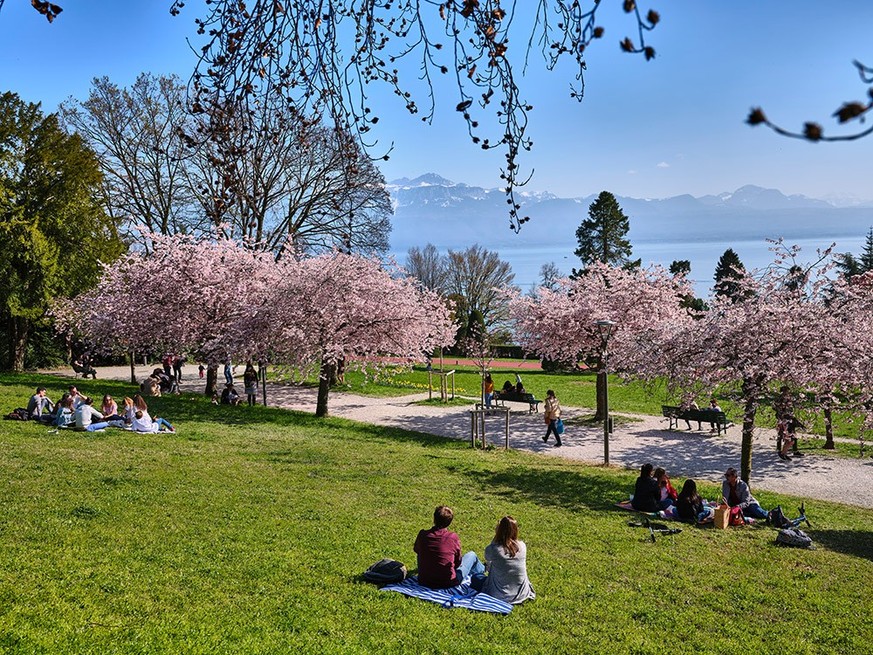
574 191 636 271
860 227 873 273
713 248 747 299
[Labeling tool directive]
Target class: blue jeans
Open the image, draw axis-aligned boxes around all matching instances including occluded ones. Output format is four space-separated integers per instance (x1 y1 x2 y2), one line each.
155 417 174 431
455 551 484 584
85 422 110 432
484 393 493 409
743 503 768 520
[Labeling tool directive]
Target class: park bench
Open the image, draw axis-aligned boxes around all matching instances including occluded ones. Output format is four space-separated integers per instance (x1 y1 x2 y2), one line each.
494 391 541 413
71 361 97 379
661 405 731 435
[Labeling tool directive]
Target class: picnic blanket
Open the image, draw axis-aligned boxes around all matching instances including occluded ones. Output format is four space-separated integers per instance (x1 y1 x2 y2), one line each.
381 576 513 614
614 500 665 518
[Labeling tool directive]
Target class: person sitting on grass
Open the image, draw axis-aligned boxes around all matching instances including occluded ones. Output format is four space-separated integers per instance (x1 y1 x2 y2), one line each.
220 383 241 406
131 410 176 433
26 387 55 423
53 394 75 428
470 516 536 604
75 397 111 432
654 467 678 510
676 479 714 524
414 505 484 589
631 463 660 512
721 467 768 520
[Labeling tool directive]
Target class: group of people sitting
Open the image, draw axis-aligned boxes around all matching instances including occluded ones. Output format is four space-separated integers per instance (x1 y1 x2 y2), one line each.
413 505 535 605
212 363 260 407
26 385 176 434
141 368 180 396
631 462 769 524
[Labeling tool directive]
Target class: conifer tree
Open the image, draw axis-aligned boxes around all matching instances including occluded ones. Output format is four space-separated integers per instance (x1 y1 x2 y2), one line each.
713 248 747 300
574 191 638 273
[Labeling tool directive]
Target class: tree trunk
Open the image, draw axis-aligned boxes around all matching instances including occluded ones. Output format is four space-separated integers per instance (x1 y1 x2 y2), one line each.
823 405 835 450
7 315 29 372
740 378 758 483
205 363 218 397
129 350 137 384
316 359 331 417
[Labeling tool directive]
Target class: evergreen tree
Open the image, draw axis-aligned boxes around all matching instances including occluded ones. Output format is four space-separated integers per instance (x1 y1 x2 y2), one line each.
0 92 123 371
669 260 691 276
713 248 747 300
835 227 873 279
574 191 637 272
860 227 873 272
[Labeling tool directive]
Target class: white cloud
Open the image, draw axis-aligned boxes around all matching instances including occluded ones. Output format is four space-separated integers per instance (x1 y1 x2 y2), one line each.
657 161 670 169
627 169 637 175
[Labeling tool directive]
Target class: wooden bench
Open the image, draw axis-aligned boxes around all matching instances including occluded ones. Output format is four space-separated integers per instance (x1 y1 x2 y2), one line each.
662 405 731 435
494 391 541 413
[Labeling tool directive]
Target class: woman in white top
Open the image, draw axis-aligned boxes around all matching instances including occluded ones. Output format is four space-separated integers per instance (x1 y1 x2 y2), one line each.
471 516 536 604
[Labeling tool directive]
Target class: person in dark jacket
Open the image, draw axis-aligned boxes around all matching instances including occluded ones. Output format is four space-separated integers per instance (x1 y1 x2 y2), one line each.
631 463 660 512
676 479 713 523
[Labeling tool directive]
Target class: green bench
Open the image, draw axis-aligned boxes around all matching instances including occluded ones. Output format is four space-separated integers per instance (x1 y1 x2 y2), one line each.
662 405 731 435
494 391 541 413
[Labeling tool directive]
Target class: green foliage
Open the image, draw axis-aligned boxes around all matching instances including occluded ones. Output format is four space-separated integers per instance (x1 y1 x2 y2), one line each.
573 191 637 272
836 226 873 278
0 92 123 370
713 248 747 299
0 372 871 653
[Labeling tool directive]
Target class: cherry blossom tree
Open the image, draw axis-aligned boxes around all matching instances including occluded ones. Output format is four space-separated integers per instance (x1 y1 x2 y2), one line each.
636 243 868 482
53 233 279 384
509 262 693 421
219 252 456 417
58 235 455 416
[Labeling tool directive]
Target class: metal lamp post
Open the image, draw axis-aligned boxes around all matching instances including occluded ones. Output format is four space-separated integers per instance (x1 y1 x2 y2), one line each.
596 319 616 465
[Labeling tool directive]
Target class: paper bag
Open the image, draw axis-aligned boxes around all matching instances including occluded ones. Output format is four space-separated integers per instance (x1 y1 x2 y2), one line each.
713 504 731 530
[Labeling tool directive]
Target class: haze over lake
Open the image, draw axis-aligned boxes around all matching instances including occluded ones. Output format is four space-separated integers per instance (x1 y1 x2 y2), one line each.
388 175 873 296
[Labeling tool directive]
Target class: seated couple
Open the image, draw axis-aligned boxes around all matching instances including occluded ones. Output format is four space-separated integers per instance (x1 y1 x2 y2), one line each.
630 463 678 513
413 506 535 605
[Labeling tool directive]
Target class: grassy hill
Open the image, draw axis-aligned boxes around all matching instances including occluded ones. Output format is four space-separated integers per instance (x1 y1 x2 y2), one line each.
1 373 871 653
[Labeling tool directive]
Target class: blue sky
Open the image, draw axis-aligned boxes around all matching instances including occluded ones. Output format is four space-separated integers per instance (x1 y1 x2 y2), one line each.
1 1 871 202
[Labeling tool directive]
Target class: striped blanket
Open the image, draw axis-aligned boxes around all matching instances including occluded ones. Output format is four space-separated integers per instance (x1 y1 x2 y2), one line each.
381 576 513 614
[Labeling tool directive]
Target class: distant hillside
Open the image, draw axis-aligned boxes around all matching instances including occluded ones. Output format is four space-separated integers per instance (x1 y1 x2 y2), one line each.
388 176 873 254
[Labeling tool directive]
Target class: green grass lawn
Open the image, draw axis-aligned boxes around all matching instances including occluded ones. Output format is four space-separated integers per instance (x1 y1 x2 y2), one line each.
1 373 872 654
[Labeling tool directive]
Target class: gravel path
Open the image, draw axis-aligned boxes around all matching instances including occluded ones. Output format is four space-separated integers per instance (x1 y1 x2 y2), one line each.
45 365 873 508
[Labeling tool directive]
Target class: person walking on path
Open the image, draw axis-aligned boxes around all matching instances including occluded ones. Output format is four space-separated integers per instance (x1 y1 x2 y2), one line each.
483 374 495 410
542 389 562 447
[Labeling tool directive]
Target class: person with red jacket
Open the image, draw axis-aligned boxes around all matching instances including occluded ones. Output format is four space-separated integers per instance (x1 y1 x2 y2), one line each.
414 506 484 589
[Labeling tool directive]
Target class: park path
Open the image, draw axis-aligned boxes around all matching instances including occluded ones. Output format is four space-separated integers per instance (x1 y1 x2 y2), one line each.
44 364 873 509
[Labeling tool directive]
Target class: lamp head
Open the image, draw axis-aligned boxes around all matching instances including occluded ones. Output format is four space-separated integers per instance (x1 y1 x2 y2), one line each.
595 319 616 341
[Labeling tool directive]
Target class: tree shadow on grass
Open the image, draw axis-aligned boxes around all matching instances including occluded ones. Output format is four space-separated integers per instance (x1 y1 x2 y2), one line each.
463 464 627 515
809 529 873 562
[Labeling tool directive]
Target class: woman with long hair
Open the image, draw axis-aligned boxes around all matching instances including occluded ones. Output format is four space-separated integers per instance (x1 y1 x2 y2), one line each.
471 516 536 604
676 479 713 523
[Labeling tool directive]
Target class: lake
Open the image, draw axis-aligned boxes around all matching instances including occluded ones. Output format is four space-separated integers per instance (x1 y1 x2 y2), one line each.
494 235 867 297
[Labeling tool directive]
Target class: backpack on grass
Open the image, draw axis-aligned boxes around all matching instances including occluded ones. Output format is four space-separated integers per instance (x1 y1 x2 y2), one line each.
776 528 813 549
768 505 791 529
362 558 407 585
4 408 30 421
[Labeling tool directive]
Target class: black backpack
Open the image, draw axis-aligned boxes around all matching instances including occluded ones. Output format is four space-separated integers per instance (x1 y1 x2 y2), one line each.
768 505 791 529
4 408 30 421
362 558 407 585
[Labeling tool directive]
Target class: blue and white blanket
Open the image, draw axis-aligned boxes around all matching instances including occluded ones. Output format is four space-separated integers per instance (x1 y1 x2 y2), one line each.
381 576 513 614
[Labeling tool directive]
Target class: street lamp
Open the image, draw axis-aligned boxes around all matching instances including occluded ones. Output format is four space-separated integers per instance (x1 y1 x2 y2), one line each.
595 319 616 466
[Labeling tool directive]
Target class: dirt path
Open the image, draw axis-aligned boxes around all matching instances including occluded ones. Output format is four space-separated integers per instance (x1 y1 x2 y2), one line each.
43 364 873 508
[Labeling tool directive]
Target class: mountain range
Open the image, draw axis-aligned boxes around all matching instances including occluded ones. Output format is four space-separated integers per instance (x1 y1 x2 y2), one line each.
387 174 873 255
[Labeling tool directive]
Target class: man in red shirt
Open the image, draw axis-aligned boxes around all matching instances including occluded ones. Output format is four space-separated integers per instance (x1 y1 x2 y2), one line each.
414 506 484 588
